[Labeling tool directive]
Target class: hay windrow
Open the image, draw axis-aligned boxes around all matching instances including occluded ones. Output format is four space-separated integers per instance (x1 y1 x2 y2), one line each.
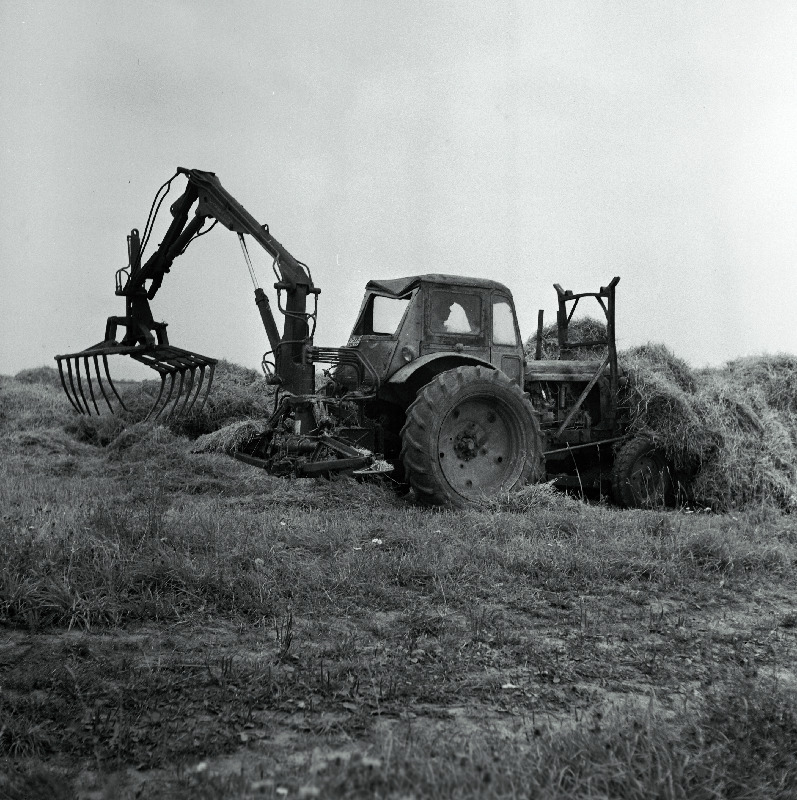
0 375 74 431
722 354 797 414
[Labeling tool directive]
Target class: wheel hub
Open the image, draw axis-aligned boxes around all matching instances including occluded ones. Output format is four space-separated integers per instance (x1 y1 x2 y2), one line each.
452 423 481 461
630 455 667 504
437 398 523 498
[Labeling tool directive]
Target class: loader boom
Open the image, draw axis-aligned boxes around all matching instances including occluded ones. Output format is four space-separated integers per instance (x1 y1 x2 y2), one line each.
118 168 318 394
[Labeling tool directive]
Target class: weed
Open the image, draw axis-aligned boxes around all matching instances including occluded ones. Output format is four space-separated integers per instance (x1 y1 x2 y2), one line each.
275 608 294 662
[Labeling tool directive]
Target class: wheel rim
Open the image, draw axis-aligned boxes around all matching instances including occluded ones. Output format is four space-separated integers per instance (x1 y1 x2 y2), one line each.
437 395 525 500
628 453 669 507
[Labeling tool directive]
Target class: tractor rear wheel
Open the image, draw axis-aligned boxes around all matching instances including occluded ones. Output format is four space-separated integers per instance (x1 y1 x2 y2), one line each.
400 366 544 508
612 435 674 508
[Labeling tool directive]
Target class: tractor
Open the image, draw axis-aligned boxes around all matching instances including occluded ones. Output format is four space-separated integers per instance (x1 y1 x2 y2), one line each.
56 168 672 508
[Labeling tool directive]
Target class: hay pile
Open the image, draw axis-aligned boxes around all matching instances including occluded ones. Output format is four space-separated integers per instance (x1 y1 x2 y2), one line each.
1 373 74 431
13 365 64 388
621 348 797 511
11 359 275 428
524 316 609 361
11 342 796 511
7 359 275 451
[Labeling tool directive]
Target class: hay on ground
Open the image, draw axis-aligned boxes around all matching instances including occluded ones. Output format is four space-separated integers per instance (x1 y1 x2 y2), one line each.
192 418 269 454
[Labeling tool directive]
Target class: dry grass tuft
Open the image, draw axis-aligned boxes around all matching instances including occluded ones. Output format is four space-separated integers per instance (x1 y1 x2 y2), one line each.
483 480 584 513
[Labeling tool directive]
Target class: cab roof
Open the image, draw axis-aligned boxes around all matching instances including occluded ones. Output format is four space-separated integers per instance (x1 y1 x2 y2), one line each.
365 273 512 298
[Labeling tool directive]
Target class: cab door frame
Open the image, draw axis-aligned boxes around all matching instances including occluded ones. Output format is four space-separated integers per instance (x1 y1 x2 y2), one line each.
489 292 524 386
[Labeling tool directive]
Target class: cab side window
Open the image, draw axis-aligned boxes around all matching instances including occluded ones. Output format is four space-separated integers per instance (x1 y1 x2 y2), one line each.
492 298 518 345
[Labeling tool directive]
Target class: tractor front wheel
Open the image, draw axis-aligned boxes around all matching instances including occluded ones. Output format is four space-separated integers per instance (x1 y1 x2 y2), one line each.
612 435 674 508
400 366 544 508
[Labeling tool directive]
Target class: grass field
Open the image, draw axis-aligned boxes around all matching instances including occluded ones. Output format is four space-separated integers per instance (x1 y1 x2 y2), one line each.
1 368 796 799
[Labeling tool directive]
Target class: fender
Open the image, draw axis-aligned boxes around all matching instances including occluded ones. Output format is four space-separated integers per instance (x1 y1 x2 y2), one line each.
388 352 496 388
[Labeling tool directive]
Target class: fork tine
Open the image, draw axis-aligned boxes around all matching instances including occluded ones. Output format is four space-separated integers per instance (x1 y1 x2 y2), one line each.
166 367 187 420
92 355 114 414
145 369 169 421
74 358 92 414
177 366 197 417
183 364 205 416
151 370 177 421
194 362 215 415
57 358 83 414
83 356 100 414
66 359 86 414
102 353 129 413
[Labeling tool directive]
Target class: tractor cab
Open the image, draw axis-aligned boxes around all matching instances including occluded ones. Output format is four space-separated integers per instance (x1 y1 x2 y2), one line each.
339 275 524 390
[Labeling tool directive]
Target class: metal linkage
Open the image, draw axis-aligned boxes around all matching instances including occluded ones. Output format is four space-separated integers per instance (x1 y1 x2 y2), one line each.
55 344 217 421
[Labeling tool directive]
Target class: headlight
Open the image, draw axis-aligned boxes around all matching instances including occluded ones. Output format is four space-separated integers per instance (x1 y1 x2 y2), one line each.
401 346 416 363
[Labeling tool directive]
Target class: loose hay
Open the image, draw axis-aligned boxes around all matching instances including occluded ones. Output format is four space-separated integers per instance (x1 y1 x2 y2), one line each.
172 359 276 437
9 335 797 512
192 418 269 454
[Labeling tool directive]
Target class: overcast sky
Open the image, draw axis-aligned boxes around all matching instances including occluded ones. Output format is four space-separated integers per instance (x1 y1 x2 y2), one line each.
2 0 796 376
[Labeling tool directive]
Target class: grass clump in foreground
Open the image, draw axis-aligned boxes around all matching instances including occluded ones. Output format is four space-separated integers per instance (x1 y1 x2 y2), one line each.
2 365 794 630
2 366 794 631
45 675 791 799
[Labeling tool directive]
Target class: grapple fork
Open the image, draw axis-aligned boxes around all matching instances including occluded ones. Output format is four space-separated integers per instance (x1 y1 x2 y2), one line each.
55 343 217 422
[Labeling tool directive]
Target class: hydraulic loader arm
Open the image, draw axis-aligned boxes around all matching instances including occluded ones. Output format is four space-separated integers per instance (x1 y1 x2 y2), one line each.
120 168 318 394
